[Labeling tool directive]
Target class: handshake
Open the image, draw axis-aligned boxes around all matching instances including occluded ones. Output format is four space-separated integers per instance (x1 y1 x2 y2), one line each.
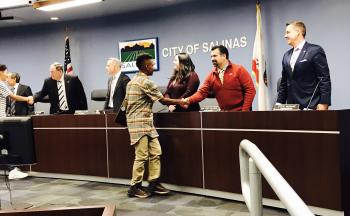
168 98 190 112
180 98 190 108
162 97 191 112
27 96 34 105
9 93 34 105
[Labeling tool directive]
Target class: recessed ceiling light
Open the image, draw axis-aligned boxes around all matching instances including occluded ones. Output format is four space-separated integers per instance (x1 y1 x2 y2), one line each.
50 17 60 21
34 0 103 12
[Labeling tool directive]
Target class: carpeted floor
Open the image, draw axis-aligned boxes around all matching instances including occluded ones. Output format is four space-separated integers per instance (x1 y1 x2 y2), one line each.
0 177 289 215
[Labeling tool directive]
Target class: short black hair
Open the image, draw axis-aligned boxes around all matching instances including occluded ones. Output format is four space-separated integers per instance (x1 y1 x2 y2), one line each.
0 64 7 72
211 45 229 59
136 53 153 70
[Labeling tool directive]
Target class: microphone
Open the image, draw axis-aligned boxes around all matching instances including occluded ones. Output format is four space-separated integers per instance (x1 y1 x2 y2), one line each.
305 77 323 110
272 77 282 110
272 93 281 110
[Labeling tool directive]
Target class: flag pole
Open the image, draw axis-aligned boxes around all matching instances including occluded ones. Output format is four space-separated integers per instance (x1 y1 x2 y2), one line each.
64 26 73 74
65 25 69 40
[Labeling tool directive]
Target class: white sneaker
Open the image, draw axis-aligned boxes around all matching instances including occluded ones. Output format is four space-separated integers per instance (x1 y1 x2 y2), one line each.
8 167 28 180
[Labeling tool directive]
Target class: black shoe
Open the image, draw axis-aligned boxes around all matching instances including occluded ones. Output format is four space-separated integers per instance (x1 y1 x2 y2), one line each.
148 181 170 195
128 184 151 198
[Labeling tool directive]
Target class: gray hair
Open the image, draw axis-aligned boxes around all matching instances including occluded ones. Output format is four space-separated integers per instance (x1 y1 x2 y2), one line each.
108 58 122 67
51 62 63 72
8 72 21 83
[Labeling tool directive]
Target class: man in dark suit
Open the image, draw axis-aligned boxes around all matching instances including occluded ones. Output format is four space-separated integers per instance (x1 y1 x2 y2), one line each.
6 72 34 116
277 21 331 110
34 62 88 114
104 58 130 113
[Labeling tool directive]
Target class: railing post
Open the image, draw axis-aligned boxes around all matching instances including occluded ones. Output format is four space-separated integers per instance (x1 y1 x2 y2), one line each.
240 139 314 216
249 158 263 216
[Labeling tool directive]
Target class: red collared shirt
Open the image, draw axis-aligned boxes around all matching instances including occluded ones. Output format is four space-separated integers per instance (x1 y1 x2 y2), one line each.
189 61 256 111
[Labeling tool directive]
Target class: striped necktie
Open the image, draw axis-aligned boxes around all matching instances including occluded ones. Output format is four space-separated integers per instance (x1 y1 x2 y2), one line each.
57 81 68 110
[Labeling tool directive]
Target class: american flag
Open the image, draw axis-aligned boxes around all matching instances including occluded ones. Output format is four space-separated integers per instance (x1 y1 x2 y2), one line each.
64 36 73 74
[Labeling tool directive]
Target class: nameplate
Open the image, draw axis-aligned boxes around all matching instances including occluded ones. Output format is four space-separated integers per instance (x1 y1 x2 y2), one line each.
200 106 221 112
33 111 45 115
74 110 89 115
273 104 300 111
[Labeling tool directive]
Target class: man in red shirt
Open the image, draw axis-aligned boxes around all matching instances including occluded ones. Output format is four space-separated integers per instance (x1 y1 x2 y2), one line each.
183 45 256 111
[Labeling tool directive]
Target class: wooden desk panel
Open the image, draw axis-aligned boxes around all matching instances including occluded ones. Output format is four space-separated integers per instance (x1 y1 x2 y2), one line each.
107 128 133 179
154 112 201 128
158 129 203 188
337 110 350 214
203 130 341 210
106 113 133 179
201 111 339 131
155 112 203 187
32 129 107 176
32 114 108 177
33 114 105 128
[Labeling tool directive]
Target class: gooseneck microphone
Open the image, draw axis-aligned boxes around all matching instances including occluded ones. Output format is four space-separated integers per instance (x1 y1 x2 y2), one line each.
271 77 282 110
305 77 323 110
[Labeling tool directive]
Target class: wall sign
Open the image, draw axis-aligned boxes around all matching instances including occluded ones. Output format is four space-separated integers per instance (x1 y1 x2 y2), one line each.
118 37 159 73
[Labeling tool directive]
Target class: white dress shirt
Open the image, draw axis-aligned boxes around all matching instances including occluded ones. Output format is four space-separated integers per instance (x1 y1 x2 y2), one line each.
290 40 306 71
13 83 19 95
108 72 121 108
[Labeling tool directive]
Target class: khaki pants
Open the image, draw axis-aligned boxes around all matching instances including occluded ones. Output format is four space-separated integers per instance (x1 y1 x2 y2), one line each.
131 135 162 185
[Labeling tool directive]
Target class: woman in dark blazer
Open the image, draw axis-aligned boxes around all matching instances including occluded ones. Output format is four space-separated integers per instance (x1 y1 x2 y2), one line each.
164 53 200 112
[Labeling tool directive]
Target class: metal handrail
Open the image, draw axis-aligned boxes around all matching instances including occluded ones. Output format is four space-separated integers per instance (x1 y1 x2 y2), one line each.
239 139 314 216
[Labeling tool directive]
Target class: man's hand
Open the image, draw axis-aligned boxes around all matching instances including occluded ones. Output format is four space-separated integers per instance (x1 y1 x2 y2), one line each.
179 98 189 109
27 96 34 105
183 98 190 105
316 104 328 110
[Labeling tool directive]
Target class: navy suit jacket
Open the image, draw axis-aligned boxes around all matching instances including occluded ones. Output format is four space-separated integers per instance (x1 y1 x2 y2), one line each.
34 74 88 114
277 42 331 109
104 73 130 113
6 84 34 116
